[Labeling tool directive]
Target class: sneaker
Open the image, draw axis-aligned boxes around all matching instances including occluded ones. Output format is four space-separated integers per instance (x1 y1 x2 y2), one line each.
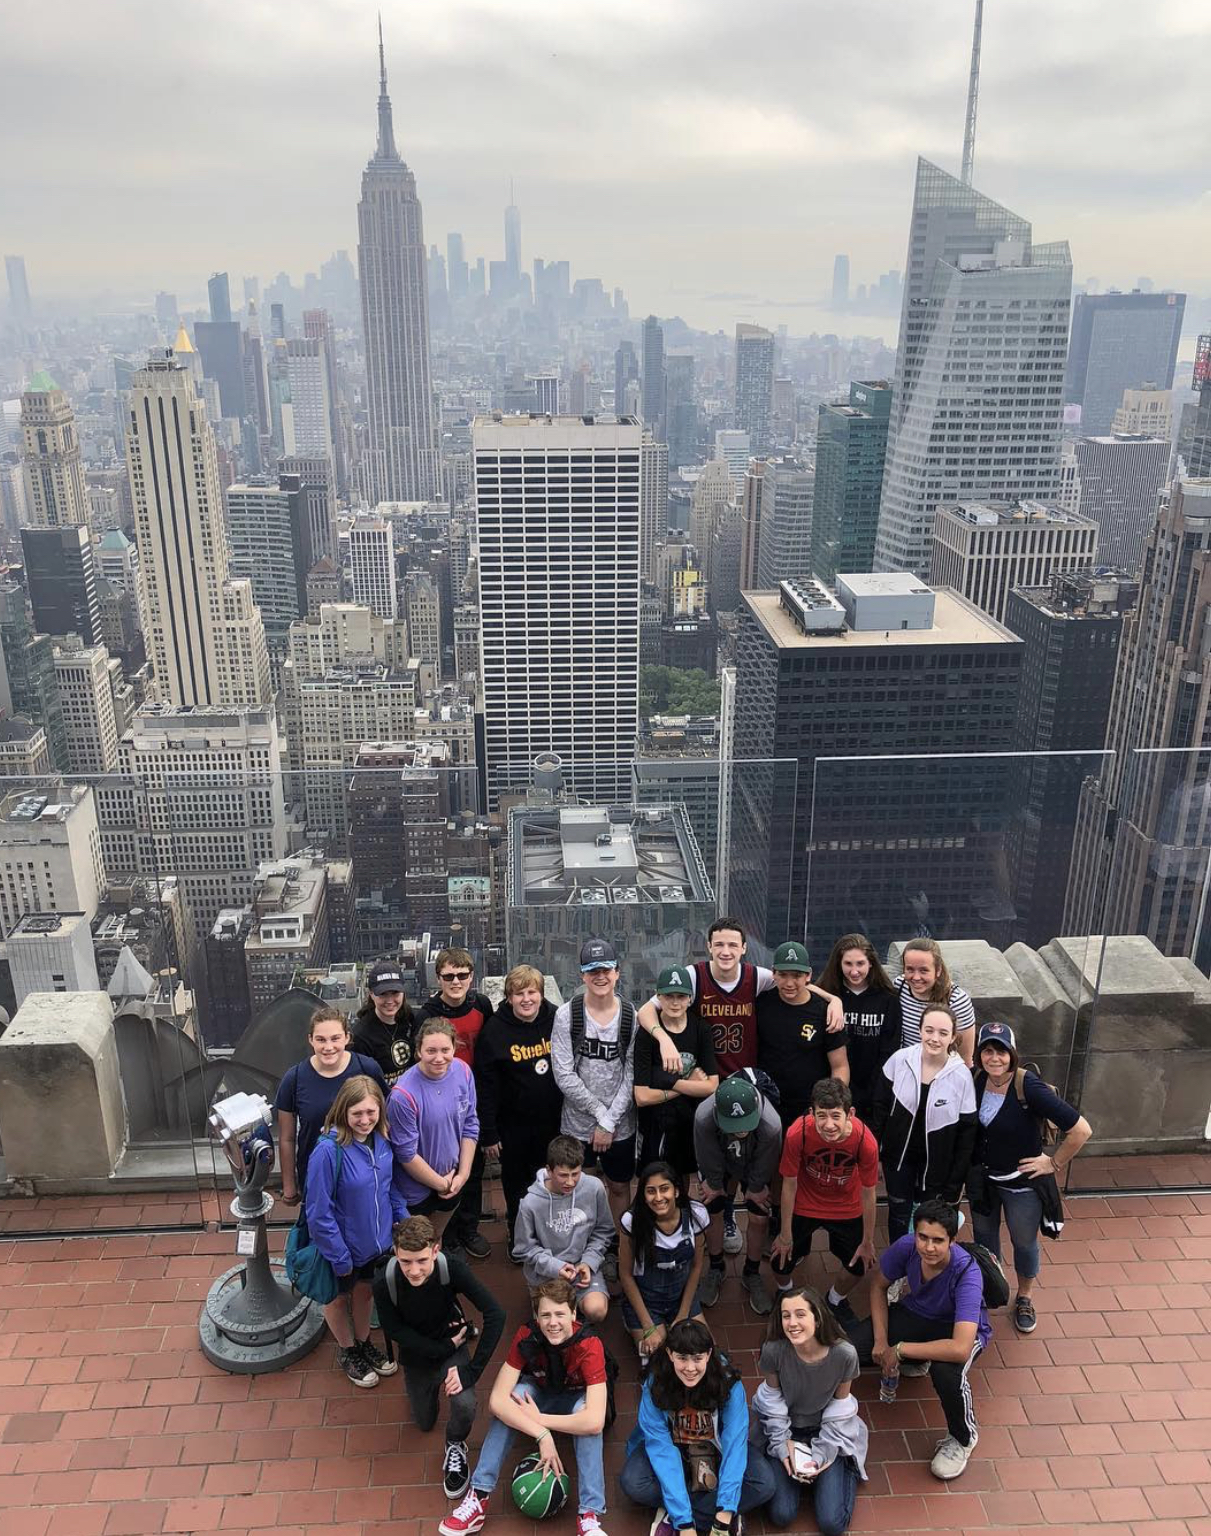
700 1264 725 1308
722 1214 743 1255
442 1242 467 1264
742 1269 773 1316
439 1489 488 1536
930 1433 977 1481
461 1232 492 1261
601 1250 619 1285
338 1345 378 1389
828 1296 856 1326
1012 1294 1037 1333
508 1242 524 1266
442 1440 471 1500
648 1508 673 1536
357 1337 398 1377
577 1515 608 1536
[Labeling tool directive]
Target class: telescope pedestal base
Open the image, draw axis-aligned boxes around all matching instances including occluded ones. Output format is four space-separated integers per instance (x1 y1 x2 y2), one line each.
199 1259 327 1374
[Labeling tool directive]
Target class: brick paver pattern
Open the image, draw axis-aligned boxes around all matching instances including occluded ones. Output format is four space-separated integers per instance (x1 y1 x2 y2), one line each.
1 1153 1210 1536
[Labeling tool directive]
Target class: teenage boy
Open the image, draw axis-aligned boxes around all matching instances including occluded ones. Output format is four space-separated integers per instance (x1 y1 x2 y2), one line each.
514 1135 616 1323
632 965 719 1176
438 1278 610 1536
551 938 638 1250
844 1199 990 1482
418 948 495 1261
638 918 843 1254
374 1216 506 1501
693 1075 782 1315
757 942 851 1131
771 1077 878 1317
474 964 563 1263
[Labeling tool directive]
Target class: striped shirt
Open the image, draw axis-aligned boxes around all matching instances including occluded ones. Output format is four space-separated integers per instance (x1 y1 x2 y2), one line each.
895 978 976 1047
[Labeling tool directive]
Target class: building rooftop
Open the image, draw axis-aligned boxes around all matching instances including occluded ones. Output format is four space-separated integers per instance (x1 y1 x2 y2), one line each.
937 499 1095 528
510 802 712 907
0 716 43 743
0 789 85 825
745 586 1016 650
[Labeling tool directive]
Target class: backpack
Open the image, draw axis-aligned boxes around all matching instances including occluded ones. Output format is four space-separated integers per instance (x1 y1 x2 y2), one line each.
958 1241 1010 1310
284 1137 344 1305
728 1064 781 1109
975 1065 1061 1149
569 993 636 1062
382 1250 474 1362
515 1321 620 1427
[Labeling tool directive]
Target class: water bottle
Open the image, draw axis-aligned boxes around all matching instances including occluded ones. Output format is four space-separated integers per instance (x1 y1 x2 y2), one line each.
879 1364 899 1403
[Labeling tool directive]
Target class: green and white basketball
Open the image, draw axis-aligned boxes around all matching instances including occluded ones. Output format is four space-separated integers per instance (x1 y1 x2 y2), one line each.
511 1452 570 1518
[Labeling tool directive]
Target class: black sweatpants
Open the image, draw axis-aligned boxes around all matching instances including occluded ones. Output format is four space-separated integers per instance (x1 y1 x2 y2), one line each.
845 1305 983 1447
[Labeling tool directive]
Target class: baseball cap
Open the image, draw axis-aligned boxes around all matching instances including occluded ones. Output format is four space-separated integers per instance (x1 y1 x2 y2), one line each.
977 1022 1016 1053
657 965 693 996
367 960 404 996
772 940 811 973
579 938 618 972
714 1075 760 1133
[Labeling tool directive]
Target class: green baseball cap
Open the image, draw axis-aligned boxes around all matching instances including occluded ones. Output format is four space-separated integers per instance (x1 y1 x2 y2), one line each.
714 1075 760 1133
772 940 811 972
657 966 693 996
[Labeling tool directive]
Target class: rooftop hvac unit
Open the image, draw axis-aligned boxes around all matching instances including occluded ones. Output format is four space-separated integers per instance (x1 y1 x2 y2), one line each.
610 887 639 903
659 886 686 902
578 888 608 905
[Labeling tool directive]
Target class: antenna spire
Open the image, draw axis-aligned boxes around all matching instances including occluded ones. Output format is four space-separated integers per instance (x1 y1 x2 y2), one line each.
374 13 398 160
961 0 984 186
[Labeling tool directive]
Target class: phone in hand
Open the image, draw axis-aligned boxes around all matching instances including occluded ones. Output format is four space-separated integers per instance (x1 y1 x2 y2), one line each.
791 1443 818 1481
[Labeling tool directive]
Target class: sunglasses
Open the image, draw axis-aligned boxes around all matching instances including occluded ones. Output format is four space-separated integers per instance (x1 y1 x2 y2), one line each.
440 970 472 982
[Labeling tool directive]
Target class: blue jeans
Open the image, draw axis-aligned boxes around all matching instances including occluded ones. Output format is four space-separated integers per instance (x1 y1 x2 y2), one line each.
470 1380 605 1514
971 1180 1042 1281
620 1445 777 1534
764 1449 858 1535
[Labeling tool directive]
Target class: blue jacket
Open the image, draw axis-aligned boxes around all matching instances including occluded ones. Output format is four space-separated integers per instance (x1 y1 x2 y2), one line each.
304 1131 406 1273
626 1374 750 1530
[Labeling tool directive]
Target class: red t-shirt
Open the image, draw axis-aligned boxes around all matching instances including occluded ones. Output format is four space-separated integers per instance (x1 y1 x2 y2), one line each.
779 1114 878 1220
504 1324 607 1391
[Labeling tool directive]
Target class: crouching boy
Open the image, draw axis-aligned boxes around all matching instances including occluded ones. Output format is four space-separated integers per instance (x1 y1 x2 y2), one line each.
374 1217 506 1501
515 1134 616 1323
438 1278 610 1536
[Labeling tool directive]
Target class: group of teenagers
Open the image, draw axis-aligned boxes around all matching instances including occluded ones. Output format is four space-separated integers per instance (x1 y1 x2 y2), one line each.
271 921 1093 1536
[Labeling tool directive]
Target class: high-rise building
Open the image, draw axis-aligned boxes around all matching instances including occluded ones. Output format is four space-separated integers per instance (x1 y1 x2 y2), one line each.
5 255 32 320
94 703 287 947
125 351 270 707
813 380 892 583
302 309 348 493
208 272 232 324
349 514 397 619
731 575 1021 951
615 341 639 421
756 455 814 589
19 373 90 527
929 500 1099 624
640 433 669 585
1112 387 1173 441
1005 568 1135 949
53 641 120 775
279 453 337 563
641 316 665 437
475 415 641 806
0 718 51 779
1073 434 1171 572
874 159 1071 578
193 319 247 421
734 324 775 456
739 460 767 591
8 911 100 1007
244 852 331 1014
1067 478 1211 967
713 430 751 496
225 478 312 658
531 375 560 415
20 525 101 645
357 29 439 502
0 582 67 768
831 254 850 310
447 232 469 299
504 196 522 287
0 785 105 941
665 353 697 470
405 569 441 667
282 338 335 460
1064 290 1186 437
690 460 735 603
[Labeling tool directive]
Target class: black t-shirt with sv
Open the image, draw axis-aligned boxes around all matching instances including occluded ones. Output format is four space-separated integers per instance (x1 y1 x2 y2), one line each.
632 1009 717 1135
756 991 847 1118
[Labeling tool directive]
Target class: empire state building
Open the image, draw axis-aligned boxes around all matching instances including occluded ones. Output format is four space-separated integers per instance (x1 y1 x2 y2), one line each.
357 27 439 503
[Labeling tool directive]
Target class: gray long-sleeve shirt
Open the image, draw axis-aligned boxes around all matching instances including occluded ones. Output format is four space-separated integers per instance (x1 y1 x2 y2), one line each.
550 996 637 1140
693 1092 782 1192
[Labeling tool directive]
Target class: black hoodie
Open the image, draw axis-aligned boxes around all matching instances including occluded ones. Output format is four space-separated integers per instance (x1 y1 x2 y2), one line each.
473 997 563 1145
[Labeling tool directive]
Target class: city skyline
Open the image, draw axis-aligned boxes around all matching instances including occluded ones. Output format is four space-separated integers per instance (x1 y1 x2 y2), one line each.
4 1 1209 332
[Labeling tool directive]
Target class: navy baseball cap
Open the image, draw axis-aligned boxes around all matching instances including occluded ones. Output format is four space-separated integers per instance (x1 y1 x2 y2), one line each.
977 1022 1016 1052
580 938 618 972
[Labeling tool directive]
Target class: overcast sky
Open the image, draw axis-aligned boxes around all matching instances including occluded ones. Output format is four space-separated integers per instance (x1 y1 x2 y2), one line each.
5 0 1210 334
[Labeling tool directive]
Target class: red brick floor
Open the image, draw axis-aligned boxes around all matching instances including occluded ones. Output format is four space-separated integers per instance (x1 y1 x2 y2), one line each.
2 1157 1211 1535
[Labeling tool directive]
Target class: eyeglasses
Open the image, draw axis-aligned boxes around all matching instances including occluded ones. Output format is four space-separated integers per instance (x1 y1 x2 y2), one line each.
440 970 472 982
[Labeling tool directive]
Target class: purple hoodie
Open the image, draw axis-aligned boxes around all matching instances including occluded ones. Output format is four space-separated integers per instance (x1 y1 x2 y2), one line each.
387 1058 479 1207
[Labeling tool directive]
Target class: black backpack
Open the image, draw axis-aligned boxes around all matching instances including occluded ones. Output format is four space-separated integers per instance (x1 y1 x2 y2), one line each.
515 1321 620 1427
958 1241 1010 1310
569 993 636 1062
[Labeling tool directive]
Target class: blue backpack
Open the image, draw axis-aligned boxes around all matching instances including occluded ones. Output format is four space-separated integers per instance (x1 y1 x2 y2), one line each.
285 1138 345 1305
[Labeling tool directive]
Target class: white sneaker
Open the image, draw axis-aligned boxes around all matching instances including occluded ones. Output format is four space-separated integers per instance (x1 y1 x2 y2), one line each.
722 1215 743 1255
577 1514 608 1536
930 1432 977 1480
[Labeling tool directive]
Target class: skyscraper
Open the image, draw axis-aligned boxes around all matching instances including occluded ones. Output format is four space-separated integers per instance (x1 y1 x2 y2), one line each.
475 415 641 807
873 159 1071 578
357 27 439 503
5 256 31 320
20 525 101 645
1073 434 1171 571
348 514 397 620
19 373 89 527
447 233 469 300
125 351 269 707
929 500 1099 624
208 272 232 324
282 338 335 459
225 478 312 660
756 455 814 589
813 380 891 582
831 255 850 310
665 353 697 469
614 341 638 419
640 432 669 585
734 324 775 456
279 453 337 563
641 316 665 437
504 192 522 287
1064 290 1186 437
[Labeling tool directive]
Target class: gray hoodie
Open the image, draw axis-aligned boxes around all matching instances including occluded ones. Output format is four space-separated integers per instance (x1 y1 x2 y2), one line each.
514 1166 617 1289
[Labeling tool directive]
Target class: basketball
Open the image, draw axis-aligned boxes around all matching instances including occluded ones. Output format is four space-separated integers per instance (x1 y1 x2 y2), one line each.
511 1452 570 1518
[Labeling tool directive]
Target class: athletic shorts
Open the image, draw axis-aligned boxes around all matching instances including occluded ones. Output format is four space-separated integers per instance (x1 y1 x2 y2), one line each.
771 1213 865 1277
579 1133 636 1185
